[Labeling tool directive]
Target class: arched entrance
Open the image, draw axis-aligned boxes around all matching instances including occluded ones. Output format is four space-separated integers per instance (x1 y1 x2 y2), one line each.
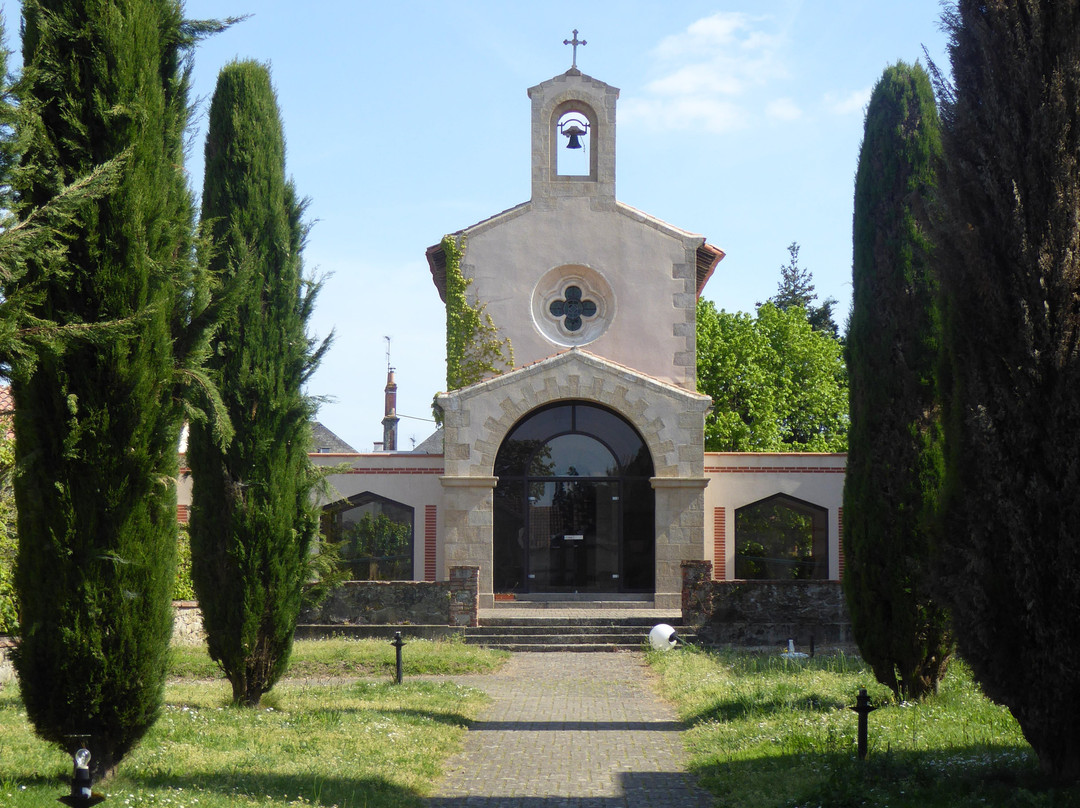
493 402 655 594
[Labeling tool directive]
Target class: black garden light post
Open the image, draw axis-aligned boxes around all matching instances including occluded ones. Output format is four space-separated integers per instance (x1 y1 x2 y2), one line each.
849 688 879 760
391 631 405 685
57 748 106 806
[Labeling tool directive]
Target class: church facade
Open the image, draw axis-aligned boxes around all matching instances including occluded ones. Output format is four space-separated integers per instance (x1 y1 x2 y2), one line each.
309 62 847 609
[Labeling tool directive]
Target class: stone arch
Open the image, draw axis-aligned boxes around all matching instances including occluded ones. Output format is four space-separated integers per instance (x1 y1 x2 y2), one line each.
463 365 688 481
550 98 599 180
437 351 710 607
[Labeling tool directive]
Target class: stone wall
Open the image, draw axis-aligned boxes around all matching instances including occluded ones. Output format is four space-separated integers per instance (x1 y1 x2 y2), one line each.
299 566 480 628
172 601 206 646
682 560 852 648
0 636 13 687
448 565 480 627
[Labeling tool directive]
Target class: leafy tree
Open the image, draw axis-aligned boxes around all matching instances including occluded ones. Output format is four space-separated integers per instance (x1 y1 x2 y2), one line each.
761 242 839 338
932 0 1080 780
7 0 222 778
844 61 951 700
697 299 847 452
189 60 326 707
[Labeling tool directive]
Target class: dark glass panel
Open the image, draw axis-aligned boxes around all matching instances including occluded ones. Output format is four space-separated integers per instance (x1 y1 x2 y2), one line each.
496 438 545 477
534 434 617 477
502 404 572 446
622 478 655 591
493 480 526 592
324 494 414 581
526 480 619 591
734 495 828 580
574 405 652 473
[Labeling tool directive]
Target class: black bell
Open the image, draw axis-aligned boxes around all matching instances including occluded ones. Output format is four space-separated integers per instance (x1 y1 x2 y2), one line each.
563 125 585 149
559 117 589 150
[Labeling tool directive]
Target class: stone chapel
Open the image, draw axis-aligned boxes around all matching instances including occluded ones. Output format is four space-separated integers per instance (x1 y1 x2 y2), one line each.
302 58 848 610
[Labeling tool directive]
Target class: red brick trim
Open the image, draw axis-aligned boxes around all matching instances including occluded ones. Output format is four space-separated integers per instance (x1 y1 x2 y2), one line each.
705 465 845 474
837 506 845 581
424 505 437 582
713 506 726 580
339 467 444 475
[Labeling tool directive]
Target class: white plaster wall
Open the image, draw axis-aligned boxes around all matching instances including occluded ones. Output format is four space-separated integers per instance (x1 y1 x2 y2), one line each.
461 198 702 389
177 452 447 583
313 453 446 582
704 453 848 581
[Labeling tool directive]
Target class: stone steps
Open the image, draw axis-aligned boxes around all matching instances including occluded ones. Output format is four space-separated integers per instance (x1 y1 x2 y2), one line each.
465 615 693 652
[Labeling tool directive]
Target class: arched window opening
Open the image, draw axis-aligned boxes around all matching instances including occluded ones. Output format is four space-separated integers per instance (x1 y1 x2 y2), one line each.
321 492 414 581
556 109 591 177
494 402 654 594
734 494 828 580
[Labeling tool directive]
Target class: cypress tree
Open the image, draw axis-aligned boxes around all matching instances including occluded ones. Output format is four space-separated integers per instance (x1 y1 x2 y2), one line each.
844 61 951 700
934 0 1080 779
9 0 208 778
189 60 326 707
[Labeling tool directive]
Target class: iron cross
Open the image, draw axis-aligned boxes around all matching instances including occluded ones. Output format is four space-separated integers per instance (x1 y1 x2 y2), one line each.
564 30 586 69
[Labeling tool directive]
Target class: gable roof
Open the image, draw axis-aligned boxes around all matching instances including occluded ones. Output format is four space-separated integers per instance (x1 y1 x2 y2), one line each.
426 200 724 302
310 422 357 454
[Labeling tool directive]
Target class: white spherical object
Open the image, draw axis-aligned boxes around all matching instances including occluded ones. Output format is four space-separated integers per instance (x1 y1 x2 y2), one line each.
649 623 678 651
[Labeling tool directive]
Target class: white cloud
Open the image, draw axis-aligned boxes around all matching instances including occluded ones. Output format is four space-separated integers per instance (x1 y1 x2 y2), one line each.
767 97 802 121
654 12 755 59
646 64 746 98
623 10 873 136
622 12 789 134
824 88 872 116
621 96 748 135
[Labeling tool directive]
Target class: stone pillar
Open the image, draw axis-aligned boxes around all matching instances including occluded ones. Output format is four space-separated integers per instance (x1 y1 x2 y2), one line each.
651 477 709 609
0 635 15 687
440 476 498 608
448 565 480 627
681 560 713 625
171 601 206 646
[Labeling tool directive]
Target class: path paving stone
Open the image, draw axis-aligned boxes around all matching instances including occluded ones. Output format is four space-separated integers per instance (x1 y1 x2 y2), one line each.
425 651 714 808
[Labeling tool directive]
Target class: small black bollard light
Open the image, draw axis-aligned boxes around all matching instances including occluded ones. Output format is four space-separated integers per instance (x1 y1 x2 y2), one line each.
849 688 879 760
391 631 406 685
57 747 106 806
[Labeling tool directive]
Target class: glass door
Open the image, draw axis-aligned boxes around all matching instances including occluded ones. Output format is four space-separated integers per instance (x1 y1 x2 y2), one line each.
492 402 656 596
525 479 620 592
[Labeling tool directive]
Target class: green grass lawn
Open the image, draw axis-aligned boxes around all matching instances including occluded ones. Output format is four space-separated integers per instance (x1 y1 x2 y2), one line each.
168 635 510 680
0 638 508 807
647 647 1078 808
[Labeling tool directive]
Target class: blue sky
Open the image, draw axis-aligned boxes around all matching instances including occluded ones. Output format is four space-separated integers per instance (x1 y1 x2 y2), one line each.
0 1 952 451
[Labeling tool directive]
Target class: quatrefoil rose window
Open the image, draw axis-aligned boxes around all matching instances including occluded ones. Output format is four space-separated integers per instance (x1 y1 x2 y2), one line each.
549 286 597 332
532 266 613 347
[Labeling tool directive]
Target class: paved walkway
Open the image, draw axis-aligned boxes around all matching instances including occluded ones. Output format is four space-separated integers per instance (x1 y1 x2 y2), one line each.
425 652 714 808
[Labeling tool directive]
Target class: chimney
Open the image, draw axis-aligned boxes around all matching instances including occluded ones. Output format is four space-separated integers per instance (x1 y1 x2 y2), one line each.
381 368 399 451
